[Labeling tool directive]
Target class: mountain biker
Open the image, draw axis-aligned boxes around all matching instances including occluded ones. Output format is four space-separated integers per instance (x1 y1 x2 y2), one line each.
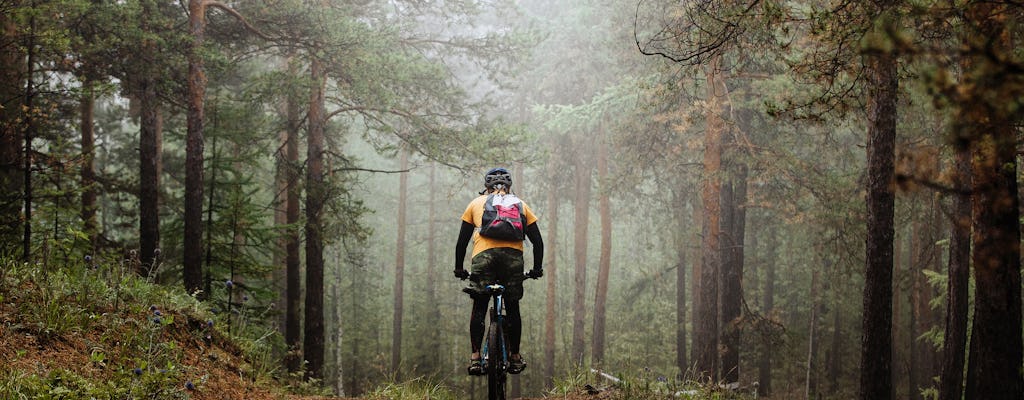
454 167 544 376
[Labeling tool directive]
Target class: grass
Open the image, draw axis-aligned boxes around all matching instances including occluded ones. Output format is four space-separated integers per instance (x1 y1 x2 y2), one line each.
0 256 288 400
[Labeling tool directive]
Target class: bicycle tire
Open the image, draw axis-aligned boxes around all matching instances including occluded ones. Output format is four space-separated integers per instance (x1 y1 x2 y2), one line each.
486 312 506 400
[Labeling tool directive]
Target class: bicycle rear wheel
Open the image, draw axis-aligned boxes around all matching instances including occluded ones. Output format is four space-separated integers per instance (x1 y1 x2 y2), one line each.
486 313 506 400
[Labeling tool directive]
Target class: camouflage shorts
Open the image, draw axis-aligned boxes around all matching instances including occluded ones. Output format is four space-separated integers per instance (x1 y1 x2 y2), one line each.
463 247 525 300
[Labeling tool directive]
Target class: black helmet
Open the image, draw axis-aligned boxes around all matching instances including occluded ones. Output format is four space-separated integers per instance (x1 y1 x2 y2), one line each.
484 167 512 189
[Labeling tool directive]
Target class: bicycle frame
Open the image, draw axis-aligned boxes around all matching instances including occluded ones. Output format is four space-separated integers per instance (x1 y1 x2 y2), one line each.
482 283 508 400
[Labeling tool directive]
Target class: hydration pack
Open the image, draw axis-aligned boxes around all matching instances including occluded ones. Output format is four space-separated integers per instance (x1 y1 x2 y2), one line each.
479 194 526 241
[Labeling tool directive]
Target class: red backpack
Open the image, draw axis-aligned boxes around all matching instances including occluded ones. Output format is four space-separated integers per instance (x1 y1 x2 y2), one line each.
479 194 526 241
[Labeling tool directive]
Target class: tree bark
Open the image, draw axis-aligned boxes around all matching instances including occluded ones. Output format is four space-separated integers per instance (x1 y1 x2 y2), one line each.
962 4 1022 397
690 192 702 377
858 6 898 399
570 148 591 366
721 164 746 384
938 141 970 400
283 66 303 373
303 57 327 380
80 81 98 249
828 293 842 394
20 13 36 262
591 137 612 366
909 222 920 400
758 227 775 397
543 155 560 390
392 148 408 378
0 7 24 252
138 76 162 277
183 0 208 297
696 54 725 382
674 188 688 377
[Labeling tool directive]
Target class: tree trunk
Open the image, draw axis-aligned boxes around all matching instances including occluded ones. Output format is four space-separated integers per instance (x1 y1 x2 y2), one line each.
0 7 24 253
690 192 702 377
392 148 408 378
675 188 688 377
758 227 775 397
20 14 36 262
827 294 842 394
965 119 1023 400
909 223 920 400
591 137 611 367
858 7 898 399
303 57 327 380
283 70 303 373
543 155 560 389
80 81 98 249
138 77 162 277
938 141 970 400
332 263 345 396
183 0 208 297
962 5 1022 398
721 164 746 384
570 148 591 366
696 54 725 382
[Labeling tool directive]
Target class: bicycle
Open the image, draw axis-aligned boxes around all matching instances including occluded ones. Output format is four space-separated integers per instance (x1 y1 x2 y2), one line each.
481 281 509 400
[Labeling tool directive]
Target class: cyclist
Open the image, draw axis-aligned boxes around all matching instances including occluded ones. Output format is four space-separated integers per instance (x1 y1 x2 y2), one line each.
454 167 544 376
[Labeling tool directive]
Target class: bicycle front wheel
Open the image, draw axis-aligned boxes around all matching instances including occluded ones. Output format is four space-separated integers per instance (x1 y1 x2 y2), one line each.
486 318 506 400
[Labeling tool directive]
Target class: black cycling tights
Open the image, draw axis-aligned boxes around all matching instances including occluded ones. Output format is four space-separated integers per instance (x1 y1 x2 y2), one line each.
470 296 522 355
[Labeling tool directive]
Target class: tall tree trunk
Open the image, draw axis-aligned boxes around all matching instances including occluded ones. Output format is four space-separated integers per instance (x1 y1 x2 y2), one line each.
827 293 842 394
696 54 725 381
0 6 24 252
138 78 162 277
962 4 1022 398
909 223 921 400
183 0 208 296
858 6 898 400
303 57 327 380
690 192 702 376
283 57 303 374
721 164 746 384
332 263 345 396
591 137 612 366
892 226 905 395
274 128 287 330
80 81 98 249
543 155 560 389
392 148 408 378
674 188 688 377
570 148 591 366
758 227 776 397
20 13 36 262
938 141 970 400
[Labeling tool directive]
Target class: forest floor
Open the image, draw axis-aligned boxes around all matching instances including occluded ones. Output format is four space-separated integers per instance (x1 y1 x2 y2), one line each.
0 286 615 400
0 263 727 400
1 301 611 400
0 296 358 400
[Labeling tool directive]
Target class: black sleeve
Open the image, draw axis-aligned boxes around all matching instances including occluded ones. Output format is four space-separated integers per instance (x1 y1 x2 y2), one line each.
525 222 543 270
454 221 475 271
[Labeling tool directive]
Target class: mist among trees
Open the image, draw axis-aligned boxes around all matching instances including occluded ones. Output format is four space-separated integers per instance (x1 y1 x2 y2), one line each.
1 0 1023 399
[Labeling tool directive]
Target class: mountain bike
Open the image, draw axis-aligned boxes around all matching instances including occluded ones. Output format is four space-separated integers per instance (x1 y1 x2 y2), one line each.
481 282 509 400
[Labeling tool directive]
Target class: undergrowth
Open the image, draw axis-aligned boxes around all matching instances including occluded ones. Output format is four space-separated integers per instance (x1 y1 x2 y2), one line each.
0 256 284 399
